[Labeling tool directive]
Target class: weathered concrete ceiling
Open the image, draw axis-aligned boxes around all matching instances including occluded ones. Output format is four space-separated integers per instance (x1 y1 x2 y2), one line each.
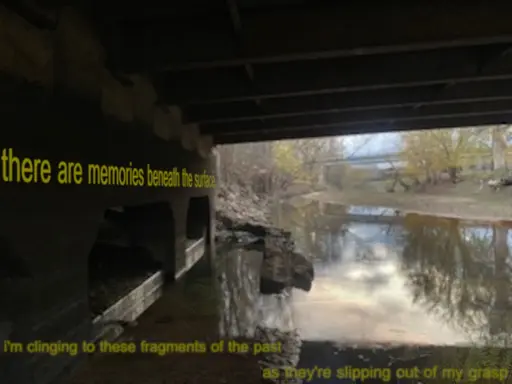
7 1 512 144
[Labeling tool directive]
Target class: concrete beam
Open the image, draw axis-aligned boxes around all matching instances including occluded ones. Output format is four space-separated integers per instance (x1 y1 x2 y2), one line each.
100 13 236 73
101 2 512 70
214 112 512 144
237 2 512 66
160 44 512 104
185 79 512 123
201 99 512 134
1 1 58 29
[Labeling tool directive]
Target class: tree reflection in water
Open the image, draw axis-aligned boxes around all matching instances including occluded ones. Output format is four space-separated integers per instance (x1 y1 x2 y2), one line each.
277 200 512 344
274 199 512 376
274 200 349 264
216 245 296 339
400 214 512 346
399 215 512 376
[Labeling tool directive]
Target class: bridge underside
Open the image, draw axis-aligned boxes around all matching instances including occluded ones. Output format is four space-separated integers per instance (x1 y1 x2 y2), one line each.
56 0 512 143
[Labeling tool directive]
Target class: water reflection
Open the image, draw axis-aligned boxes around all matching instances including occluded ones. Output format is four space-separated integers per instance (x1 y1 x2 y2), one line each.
216 245 295 338
215 200 512 382
273 200 512 347
215 244 302 378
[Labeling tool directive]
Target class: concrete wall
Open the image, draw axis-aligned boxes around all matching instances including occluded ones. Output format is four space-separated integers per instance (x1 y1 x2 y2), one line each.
0 5 216 384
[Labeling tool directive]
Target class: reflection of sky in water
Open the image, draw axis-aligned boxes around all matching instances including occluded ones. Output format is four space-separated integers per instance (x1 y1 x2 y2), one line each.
292 236 471 345
348 223 402 247
288 207 512 347
347 206 397 216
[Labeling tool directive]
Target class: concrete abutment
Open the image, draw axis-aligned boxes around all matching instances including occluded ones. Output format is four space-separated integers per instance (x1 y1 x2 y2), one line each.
0 5 216 383
0 94 216 384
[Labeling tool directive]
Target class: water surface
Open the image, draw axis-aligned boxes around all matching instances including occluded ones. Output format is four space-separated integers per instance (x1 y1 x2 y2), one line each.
272 200 512 348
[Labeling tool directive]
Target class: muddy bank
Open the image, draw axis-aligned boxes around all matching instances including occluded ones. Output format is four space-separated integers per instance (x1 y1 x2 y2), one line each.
301 189 512 222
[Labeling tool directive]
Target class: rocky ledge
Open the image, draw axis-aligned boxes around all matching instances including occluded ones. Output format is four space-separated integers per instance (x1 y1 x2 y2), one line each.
215 183 314 294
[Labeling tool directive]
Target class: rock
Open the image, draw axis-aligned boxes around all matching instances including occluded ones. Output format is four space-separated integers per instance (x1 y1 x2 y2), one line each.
487 175 512 191
291 252 314 291
215 230 261 246
488 178 502 190
260 277 287 295
292 272 312 292
215 184 272 233
259 233 314 293
256 326 303 384
216 183 315 294
217 215 269 237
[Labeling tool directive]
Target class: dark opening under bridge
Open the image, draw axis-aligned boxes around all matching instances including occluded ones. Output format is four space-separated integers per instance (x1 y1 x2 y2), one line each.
4 1 512 383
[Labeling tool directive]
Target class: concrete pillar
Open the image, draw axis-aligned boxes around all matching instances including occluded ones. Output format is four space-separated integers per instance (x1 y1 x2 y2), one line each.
0 198 103 384
181 194 214 279
169 197 189 281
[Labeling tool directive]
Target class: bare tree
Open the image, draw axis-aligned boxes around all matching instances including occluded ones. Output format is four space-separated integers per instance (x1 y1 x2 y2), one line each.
491 125 509 172
217 137 342 195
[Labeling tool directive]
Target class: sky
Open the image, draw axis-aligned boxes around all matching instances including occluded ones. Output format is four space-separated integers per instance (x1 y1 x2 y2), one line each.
341 126 512 157
337 132 403 169
342 132 402 158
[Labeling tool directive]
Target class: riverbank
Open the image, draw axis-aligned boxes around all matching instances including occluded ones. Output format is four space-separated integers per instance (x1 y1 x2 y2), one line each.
299 187 512 222
215 183 307 383
216 183 272 231
216 181 314 292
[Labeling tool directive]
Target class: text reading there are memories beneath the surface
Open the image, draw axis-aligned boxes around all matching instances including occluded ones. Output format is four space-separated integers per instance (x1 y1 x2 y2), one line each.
0 148 215 188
